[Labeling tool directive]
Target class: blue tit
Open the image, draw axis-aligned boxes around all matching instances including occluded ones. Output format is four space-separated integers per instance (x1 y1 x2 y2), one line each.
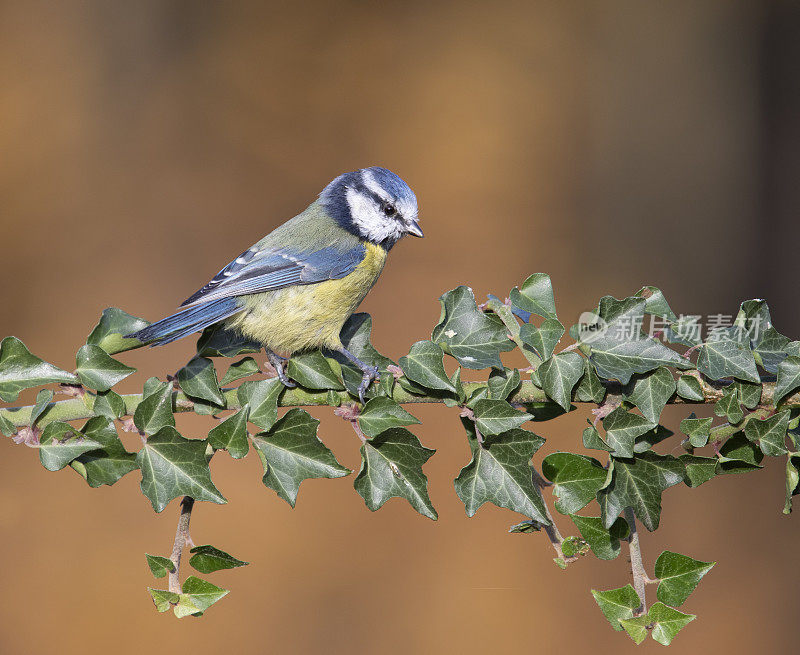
127 166 422 402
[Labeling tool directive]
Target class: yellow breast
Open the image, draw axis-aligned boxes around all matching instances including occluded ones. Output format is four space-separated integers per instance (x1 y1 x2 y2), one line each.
226 242 388 354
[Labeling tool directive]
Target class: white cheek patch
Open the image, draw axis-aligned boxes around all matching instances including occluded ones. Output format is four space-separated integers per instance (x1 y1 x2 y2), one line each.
397 197 418 222
345 187 403 243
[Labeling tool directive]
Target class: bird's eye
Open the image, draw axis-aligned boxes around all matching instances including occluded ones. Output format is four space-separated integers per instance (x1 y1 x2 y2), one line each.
382 202 397 217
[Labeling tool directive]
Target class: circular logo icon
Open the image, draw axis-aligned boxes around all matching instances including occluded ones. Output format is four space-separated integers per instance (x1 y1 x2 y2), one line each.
575 311 607 344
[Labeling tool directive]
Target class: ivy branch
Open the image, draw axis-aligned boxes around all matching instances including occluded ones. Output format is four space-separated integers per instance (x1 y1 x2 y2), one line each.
169 497 195 594
2 369 795 429
2 275 799 646
625 508 657 616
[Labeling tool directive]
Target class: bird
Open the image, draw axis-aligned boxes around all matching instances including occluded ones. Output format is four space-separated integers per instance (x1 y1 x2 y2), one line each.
127 166 422 402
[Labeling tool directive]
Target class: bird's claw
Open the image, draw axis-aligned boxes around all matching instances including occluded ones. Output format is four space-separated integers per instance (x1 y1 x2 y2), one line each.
357 365 380 404
266 350 296 388
275 366 297 388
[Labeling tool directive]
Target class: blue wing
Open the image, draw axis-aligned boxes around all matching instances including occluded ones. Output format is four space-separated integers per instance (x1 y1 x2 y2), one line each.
180 243 367 307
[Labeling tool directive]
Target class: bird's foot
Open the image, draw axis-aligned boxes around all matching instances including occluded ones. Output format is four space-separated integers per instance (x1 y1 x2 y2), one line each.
357 365 380 404
266 350 296 388
336 346 380 404
275 365 297 389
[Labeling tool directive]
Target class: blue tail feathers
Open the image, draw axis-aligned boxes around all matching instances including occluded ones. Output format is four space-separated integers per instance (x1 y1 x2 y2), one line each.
126 298 243 346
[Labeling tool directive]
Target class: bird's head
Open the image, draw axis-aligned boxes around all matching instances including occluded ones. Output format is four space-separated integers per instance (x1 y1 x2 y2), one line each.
319 166 422 249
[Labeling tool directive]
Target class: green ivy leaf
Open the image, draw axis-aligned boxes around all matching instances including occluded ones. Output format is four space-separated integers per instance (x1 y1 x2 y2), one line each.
716 432 763 474
145 554 175 578
0 412 15 437
602 408 656 458
93 389 126 420
542 452 607 515
87 308 149 354
590 337 691 386
598 451 684 531
744 410 789 457
680 413 713 448
676 374 705 401
583 421 612 451
136 426 226 513
529 367 540 387
519 318 565 362
734 298 772 331
487 367 521 401
538 352 583 411
207 408 250 459
30 389 54 427
237 378 283 430
569 515 629 560
654 550 715 607
696 327 760 383
196 324 261 357
775 356 800 405
754 327 790 373
591 585 642 631
618 614 649 645
286 350 345 391
446 367 466 406
734 380 761 409
784 454 800 514
0 337 79 402
714 386 744 425
398 340 456 393
395 374 430 397
508 519 548 533
172 595 202 618
177 356 225 406
253 409 349 507
640 602 696 646
183 397 221 420
574 361 607 404
175 576 229 617
75 344 136 392
785 341 800 357
664 315 703 348
635 285 677 321
789 415 800 450
354 427 437 520
735 300 783 370
189 545 248 574
509 273 558 320
583 297 691 385
39 421 102 471
357 397 420 438
431 286 515 370
71 415 138 487
148 588 179 612
464 386 489 410
559 536 590 559
472 399 532 436
219 357 260 386
133 378 175 436
622 367 676 423
454 419 547 522
592 295 664 335
679 454 717 487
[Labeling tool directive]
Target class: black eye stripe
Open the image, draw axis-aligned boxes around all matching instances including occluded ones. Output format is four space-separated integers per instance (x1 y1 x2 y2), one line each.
364 189 387 205
351 185 403 220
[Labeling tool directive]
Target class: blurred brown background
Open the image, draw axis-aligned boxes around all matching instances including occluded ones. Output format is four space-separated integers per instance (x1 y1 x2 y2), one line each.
1 1 798 653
